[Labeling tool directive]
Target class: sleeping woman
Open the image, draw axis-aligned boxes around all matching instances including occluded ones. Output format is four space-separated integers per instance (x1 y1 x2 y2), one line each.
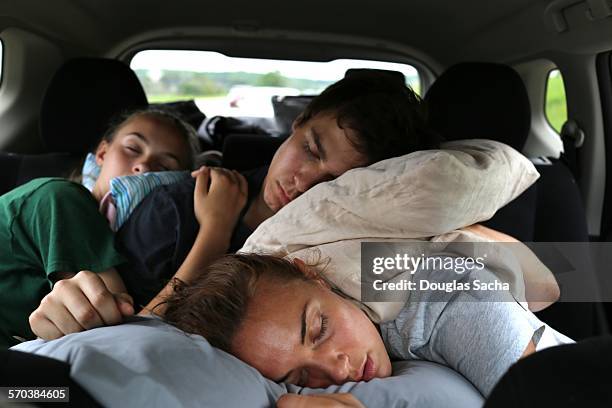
162 252 572 406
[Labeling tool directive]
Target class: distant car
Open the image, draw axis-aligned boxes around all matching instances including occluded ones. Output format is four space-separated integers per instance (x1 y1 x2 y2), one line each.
226 85 300 116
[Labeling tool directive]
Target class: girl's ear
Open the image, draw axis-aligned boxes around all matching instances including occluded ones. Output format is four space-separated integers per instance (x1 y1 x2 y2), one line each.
95 140 109 166
292 258 330 289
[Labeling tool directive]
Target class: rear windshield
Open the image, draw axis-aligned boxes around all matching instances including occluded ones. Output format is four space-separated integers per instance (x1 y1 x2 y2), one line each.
130 50 420 118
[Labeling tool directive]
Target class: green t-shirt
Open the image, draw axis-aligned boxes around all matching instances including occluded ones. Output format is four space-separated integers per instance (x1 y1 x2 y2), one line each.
0 178 125 348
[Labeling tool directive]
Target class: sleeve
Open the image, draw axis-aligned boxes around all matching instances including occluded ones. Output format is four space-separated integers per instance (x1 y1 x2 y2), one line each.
20 181 125 276
381 265 541 397
114 182 200 307
425 293 539 396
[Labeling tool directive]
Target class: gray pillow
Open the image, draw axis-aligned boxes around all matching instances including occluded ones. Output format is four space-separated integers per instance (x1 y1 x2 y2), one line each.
12 317 483 408
293 361 484 407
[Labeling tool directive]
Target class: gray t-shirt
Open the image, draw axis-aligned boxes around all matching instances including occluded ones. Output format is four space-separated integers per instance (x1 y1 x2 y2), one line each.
379 264 573 396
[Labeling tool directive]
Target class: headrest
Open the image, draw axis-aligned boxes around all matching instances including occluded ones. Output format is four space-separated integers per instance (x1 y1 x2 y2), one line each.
344 68 406 87
40 58 148 154
424 62 531 151
222 134 285 171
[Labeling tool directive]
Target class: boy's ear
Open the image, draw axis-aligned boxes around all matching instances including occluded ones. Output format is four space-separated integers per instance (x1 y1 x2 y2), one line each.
292 258 330 289
291 114 304 132
95 140 109 166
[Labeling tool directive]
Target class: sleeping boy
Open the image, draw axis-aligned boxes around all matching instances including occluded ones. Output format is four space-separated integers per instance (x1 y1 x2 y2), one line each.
163 252 573 402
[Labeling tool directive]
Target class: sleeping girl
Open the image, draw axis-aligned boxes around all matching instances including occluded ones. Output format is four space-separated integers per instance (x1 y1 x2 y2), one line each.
163 252 573 404
0 107 200 348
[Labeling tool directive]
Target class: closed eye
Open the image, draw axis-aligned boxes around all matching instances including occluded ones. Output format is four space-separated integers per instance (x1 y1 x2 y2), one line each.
314 314 328 343
302 141 319 160
125 145 140 154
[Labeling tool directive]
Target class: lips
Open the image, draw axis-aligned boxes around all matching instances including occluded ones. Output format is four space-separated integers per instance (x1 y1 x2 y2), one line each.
276 181 291 206
361 356 376 382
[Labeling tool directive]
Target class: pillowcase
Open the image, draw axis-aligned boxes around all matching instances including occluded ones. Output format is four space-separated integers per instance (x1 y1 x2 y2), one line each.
12 317 483 408
240 140 539 321
81 153 101 191
241 139 539 255
81 152 189 231
108 171 189 230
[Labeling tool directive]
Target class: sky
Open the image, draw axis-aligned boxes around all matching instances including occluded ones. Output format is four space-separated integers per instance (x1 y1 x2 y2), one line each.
130 50 419 82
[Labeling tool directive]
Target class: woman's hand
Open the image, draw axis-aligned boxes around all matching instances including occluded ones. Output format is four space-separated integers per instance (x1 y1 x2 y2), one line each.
192 166 248 231
29 269 134 340
277 393 365 408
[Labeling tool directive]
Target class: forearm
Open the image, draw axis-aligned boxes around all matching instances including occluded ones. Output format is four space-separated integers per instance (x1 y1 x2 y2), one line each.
464 225 559 311
141 222 232 315
508 243 560 311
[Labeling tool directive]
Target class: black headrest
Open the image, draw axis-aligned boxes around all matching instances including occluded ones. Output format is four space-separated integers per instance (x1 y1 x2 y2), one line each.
344 68 406 87
222 134 285 171
424 62 531 151
40 58 148 154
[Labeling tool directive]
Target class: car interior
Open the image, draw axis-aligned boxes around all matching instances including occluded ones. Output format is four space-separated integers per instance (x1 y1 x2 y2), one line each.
1 0 612 406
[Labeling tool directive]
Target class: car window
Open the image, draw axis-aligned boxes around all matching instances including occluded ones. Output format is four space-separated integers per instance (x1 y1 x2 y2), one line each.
130 50 420 118
545 69 568 133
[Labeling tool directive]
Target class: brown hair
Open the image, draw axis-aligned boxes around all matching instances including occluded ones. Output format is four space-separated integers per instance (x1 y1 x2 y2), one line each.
163 254 311 353
70 106 201 182
100 106 201 169
296 74 442 164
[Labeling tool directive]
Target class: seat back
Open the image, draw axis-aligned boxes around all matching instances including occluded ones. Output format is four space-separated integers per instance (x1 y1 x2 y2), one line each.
222 134 285 171
0 58 148 195
425 62 608 338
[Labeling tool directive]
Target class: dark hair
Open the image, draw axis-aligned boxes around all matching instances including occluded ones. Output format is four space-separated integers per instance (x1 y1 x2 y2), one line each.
100 106 201 169
296 74 442 164
163 254 311 353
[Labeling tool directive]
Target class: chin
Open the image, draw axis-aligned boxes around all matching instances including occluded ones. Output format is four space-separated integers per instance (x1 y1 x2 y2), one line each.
262 190 282 213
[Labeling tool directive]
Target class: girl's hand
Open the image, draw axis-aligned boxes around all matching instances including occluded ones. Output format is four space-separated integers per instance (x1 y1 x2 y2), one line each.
277 393 365 408
29 270 134 340
191 166 248 231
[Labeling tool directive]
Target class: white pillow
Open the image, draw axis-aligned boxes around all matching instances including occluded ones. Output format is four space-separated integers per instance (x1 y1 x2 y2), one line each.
241 139 539 255
240 140 539 322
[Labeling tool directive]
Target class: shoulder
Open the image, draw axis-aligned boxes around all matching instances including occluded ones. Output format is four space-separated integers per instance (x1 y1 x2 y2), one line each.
26 178 95 204
3 178 92 203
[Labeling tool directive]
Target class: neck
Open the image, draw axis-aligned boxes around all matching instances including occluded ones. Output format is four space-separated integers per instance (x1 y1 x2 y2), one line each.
91 185 104 203
243 187 274 230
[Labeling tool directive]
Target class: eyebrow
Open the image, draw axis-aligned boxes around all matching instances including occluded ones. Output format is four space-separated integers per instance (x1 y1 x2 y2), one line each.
311 128 327 161
127 132 181 166
301 301 308 346
274 301 309 383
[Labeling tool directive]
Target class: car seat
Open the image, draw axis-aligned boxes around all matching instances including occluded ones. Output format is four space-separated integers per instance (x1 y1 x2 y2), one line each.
425 62 609 339
0 58 148 195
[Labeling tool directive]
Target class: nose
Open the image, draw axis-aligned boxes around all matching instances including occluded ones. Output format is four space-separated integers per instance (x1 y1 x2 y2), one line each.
132 160 151 174
312 353 351 386
294 166 332 194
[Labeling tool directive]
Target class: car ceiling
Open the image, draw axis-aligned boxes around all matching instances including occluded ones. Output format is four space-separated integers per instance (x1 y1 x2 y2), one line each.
1 0 612 65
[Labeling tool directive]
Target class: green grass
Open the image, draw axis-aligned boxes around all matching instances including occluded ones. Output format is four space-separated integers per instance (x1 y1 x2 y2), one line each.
545 72 568 133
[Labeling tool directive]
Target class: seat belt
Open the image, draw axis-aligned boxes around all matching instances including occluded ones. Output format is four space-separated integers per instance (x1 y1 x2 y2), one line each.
560 119 585 180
